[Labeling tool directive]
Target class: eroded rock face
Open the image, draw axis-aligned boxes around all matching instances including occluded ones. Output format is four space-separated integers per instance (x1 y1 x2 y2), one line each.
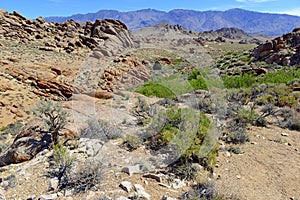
0 120 51 167
252 27 300 66
98 55 151 92
0 10 135 56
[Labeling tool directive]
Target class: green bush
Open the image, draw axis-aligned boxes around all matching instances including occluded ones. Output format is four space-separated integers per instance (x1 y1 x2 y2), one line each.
223 68 300 89
146 107 218 172
188 69 209 90
135 82 176 99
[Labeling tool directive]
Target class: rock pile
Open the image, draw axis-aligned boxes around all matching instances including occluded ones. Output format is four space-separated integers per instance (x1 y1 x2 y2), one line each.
0 9 135 56
252 27 300 66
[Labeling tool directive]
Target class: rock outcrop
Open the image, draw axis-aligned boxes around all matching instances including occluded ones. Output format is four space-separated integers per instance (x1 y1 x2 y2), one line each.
252 27 300 66
0 9 135 56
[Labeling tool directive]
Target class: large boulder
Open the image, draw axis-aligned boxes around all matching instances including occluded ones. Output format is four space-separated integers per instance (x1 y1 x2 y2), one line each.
0 120 51 167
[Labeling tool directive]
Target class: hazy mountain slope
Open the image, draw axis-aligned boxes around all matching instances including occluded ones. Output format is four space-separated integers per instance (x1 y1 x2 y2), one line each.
45 8 300 36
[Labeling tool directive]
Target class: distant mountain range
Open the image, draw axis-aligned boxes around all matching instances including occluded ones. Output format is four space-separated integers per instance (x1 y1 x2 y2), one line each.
45 8 300 36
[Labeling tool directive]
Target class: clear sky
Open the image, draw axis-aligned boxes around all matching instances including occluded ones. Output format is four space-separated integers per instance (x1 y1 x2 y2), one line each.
0 0 300 19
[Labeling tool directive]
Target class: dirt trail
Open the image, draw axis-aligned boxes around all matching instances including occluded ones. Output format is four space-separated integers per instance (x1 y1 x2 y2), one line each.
215 126 300 200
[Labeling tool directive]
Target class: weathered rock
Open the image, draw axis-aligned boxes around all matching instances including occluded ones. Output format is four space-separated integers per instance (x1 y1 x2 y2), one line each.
0 119 51 167
121 165 141 176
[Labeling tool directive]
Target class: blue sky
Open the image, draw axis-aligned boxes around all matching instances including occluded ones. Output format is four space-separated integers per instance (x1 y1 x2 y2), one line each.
0 0 300 19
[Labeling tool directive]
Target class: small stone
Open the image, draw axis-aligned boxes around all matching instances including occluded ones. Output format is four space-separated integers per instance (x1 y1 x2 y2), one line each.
225 151 231 157
121 165 141 176
119 181 132 193
251 141 257 145
39 193 57 200
236 175 241 179
281 132 289 137
143 173 162 182
49 177 59 190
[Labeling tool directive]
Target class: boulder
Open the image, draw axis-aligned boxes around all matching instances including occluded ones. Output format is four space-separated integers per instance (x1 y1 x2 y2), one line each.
0 120 52 167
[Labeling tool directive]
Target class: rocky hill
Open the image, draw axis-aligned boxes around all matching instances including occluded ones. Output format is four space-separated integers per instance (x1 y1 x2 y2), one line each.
45 8 300 36
252 27 300 66
0 10 135 56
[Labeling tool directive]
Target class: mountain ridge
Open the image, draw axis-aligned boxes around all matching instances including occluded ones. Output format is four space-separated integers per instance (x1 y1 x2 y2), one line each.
45 8 300 36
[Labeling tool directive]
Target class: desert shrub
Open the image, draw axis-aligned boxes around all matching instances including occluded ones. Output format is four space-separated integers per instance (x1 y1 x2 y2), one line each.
49 143 103 193
50 143 75 180
121 135 142 151
276 108 300 131
236 108 259 125
33 100 69 144
60 159 103 193
227 129 249 144
81 119 122 141
182 180 224 200
174 161 198 181
135 81 176 99
188 69 209 90
226 146 243 154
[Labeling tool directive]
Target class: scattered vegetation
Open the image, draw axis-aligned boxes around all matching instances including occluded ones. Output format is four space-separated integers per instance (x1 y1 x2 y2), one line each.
223 68 300 89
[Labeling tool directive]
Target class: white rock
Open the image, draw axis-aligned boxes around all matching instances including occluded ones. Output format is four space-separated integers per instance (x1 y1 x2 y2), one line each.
119 181 132 193
49 177 59 190
121 165 141 176
39 193 57 200
225 151 231 157
281 132 289 137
